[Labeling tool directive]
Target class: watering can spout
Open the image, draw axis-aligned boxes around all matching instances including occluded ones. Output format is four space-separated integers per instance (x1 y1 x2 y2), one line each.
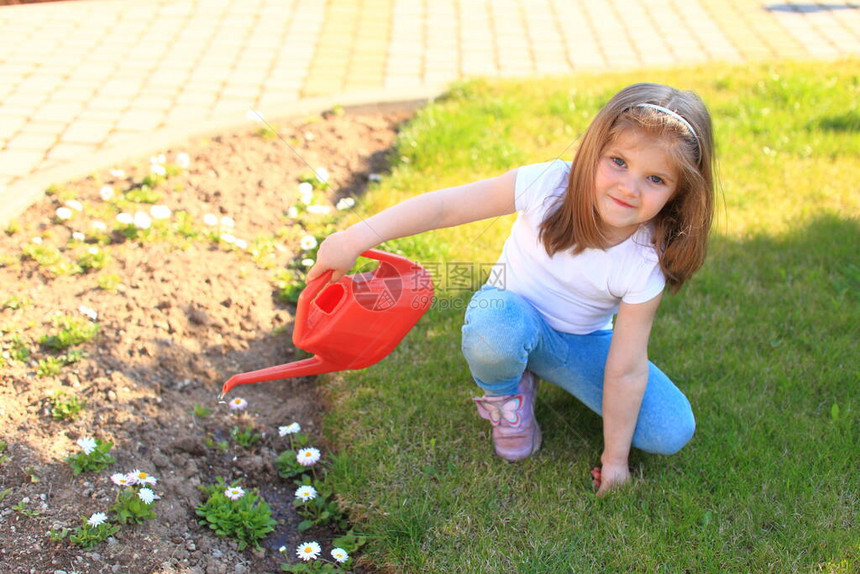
219 355 331 399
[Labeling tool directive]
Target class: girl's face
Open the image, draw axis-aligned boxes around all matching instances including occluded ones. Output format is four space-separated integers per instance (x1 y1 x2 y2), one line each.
594 129 680 245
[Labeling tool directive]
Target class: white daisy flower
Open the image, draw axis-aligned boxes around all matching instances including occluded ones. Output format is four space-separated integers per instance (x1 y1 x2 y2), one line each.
78 305 98 321
336 197 355 210
99 185 115 200
295 485 318 502
110 473 133 487
175 152 190 168
202 213 219 226
150 205 172 220
228 397 247 411
301 258 314 268
65 200 83 212
116 212 133 225
137 487 157 504
87 246 100 255
368 173 382 182
87 512 108 527
331 548 349 563
32 237 42 244
55 207 73 220
133 211 152 229
90 220 107 231
128 470 157 486
296 447 321 467
220 233 236 245
71 231 86 241
296 541 321 561
315 168 329 184
279 422 301 436
303 131 315 142
77 437 97 455
286 206 299 219
298 182 314 205
224 486 245 501
109 169 125 179
150 163 167 177
278 546 287 554
219 216 234 229
234 238 248 250
299 235 317 251
306 204 331 215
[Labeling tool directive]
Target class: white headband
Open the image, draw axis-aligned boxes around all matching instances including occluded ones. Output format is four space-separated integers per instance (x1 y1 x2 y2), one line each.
634 103 700 153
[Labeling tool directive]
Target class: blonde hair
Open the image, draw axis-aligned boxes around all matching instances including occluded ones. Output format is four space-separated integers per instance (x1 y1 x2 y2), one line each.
539 83 716 293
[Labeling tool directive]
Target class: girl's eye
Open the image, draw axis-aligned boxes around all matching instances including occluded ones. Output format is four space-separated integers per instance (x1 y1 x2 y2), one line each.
611 157 626 168
648 175 665 185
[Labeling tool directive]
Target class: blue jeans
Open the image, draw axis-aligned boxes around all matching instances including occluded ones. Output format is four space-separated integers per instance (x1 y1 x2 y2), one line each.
461 287 695 455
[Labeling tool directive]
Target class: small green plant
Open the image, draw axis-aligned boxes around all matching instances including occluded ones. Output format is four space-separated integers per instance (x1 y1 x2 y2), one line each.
230 425 261 447
196 478 277 550
298 170 330 191
69 513 119 550
21 243 81 276
1 335 31 363
110 486 158 524
275 268 305 304
49 391 86 420
12 498 41 517
23 466 40 483
37 357 63 377
2 295 30 310
293 479 347 532
48 527 69 542
0 441 9 465
77 248 111 272
5 219 21 235
192 404 212 418
40 315 98 351
280 531 365 572
96 273 122 291
125 184 163 202
173 210 199 240
275 450 308 480
65 438 115 475
256 124 279 141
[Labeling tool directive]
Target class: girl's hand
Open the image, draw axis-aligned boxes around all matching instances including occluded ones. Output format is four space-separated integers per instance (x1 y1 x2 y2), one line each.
590 462 631 497
306 231 364 283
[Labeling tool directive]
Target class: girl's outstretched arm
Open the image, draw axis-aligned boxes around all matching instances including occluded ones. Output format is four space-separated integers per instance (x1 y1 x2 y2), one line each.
307 169 517 282
594 293 662 496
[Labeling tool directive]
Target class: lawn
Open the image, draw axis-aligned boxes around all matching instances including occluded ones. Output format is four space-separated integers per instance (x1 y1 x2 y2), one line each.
322 61 859 572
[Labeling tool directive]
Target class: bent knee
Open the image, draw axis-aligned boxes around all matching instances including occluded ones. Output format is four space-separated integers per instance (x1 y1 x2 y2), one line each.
635 411 696 455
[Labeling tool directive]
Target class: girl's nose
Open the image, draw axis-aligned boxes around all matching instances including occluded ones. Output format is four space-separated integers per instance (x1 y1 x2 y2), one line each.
618 174 640 197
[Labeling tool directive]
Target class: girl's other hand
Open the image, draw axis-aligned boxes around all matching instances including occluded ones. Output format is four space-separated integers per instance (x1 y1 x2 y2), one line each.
590 463 631 497
306 231 362 283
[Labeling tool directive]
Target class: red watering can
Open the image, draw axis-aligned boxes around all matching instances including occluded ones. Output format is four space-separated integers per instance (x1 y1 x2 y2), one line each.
220 249 434 397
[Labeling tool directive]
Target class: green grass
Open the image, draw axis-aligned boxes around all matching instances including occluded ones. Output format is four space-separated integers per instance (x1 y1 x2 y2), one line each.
321 61 859 572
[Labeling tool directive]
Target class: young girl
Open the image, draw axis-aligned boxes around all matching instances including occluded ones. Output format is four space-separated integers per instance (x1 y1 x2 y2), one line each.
307 83 715 496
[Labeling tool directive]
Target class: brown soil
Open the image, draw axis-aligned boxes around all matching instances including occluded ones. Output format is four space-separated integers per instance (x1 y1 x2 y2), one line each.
0 108 411 573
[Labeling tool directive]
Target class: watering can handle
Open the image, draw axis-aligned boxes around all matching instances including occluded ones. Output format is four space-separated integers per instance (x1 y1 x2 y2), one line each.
294 268 333 340
360 248 414 272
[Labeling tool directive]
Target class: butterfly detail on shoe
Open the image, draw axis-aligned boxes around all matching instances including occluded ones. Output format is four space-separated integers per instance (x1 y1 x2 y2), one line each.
474 395 523 426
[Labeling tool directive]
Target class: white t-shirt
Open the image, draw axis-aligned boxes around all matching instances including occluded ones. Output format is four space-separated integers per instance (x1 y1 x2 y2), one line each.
491 160 666 334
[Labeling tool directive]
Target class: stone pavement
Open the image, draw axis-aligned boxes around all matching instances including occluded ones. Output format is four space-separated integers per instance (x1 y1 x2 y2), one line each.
0 0 858 225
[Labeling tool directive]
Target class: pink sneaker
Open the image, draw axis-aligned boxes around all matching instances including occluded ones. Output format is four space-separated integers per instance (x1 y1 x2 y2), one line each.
473 371 541 461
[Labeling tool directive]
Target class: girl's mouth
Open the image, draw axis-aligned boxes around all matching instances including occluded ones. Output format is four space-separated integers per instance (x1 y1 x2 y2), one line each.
611 196 635 208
